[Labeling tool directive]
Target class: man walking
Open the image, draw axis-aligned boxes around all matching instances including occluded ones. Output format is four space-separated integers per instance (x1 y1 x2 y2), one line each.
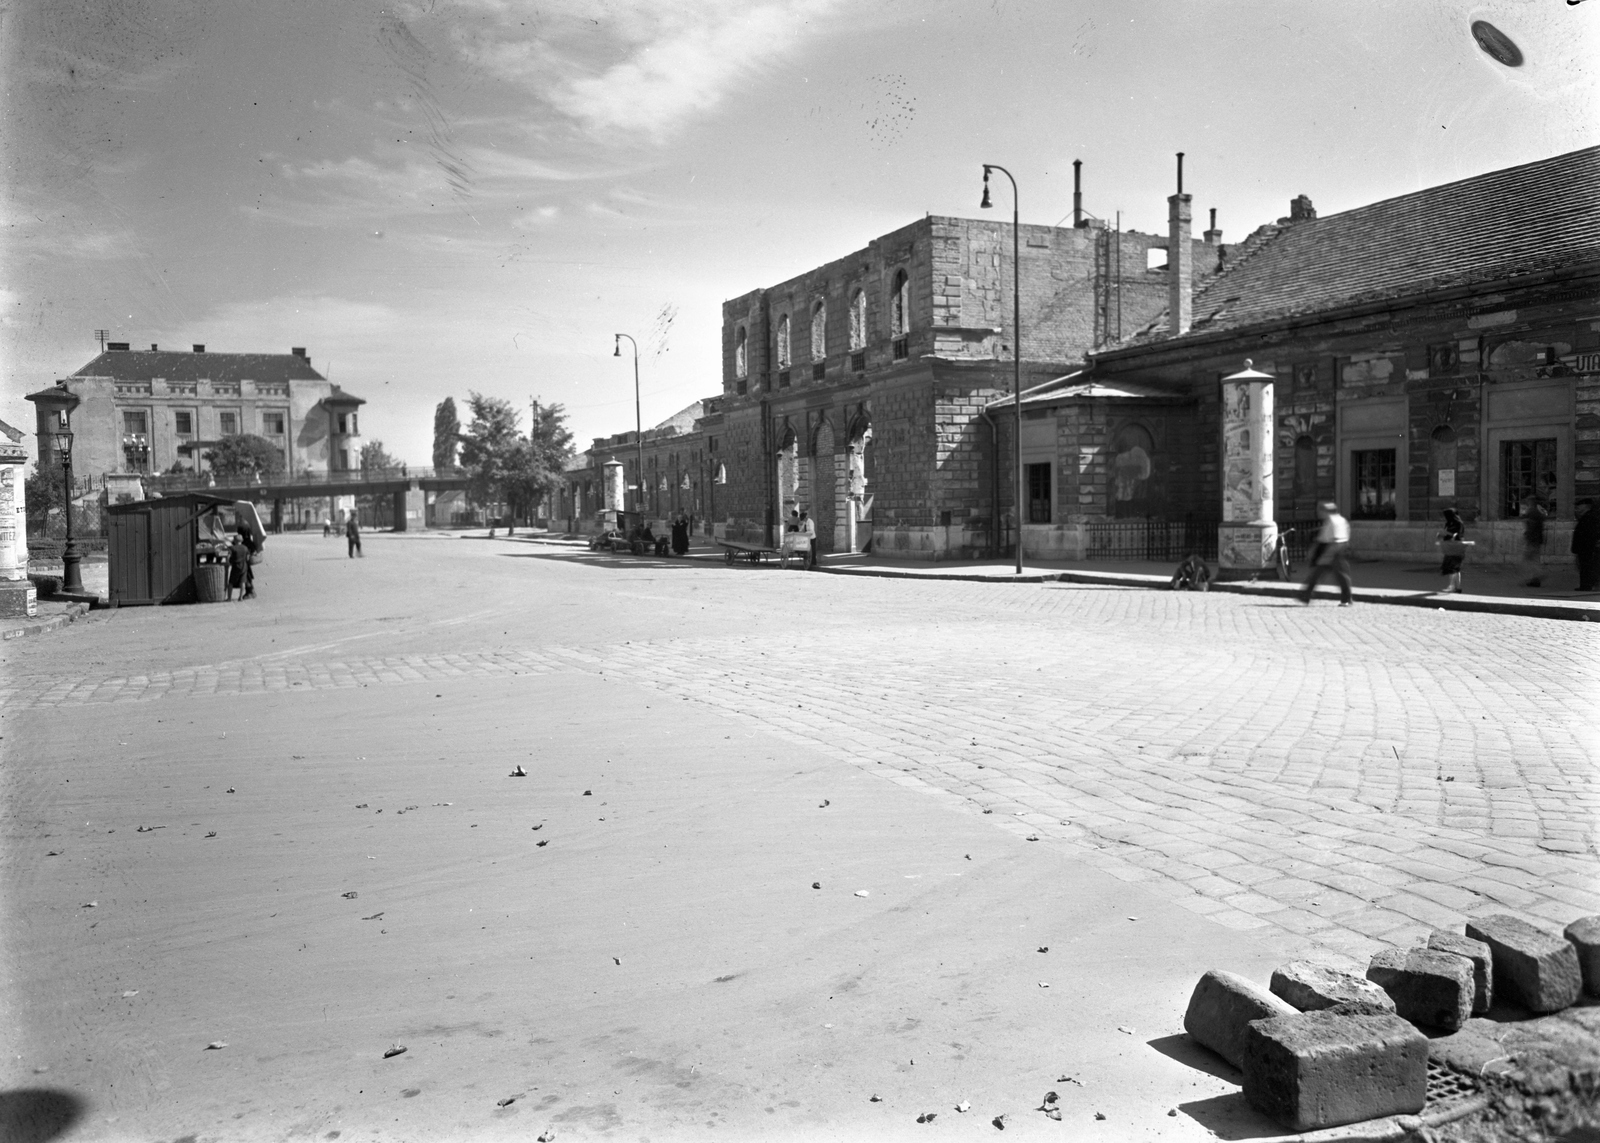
1299 500 1353 606
1574 498 1599 592
346 513 363 558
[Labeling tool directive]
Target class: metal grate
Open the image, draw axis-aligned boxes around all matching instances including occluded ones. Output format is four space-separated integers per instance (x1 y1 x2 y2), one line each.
1422 1060 1483 1121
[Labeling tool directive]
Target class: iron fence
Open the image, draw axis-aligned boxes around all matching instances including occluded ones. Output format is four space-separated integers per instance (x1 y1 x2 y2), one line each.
1085 516 1219 562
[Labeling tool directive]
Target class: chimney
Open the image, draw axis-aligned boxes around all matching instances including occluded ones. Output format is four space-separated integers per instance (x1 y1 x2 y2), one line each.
1167 152 1192 337
1289 194 1316 222
1072 159 1085 228
291 347 306 359
1204 207 1222 246
150 343 159 351
193 344 205 353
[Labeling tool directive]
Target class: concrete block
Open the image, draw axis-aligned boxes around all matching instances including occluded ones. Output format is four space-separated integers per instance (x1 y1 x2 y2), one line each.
1428 930 1493 1013
1466 914 1583 1013
1271 961 1395 1014
1564 916 1600 998
1366 947 1475 1031
1183 969 1298 1069
1241 1010 1428 1132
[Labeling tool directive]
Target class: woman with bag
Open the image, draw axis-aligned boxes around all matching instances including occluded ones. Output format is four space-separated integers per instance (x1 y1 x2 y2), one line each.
1437 508 1467 594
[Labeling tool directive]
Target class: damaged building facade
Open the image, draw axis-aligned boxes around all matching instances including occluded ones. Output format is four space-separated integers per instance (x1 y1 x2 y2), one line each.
1001 146 1600 565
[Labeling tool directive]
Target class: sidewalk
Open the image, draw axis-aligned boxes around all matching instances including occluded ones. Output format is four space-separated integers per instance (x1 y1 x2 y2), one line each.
808 553 1600 622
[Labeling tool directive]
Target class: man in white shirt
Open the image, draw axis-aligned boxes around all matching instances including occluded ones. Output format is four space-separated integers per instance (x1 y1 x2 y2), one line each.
1298 500 1353 606
798 509 818 570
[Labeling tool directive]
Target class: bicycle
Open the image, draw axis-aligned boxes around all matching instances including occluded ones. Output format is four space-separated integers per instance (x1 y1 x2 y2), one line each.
1270 526 1297 582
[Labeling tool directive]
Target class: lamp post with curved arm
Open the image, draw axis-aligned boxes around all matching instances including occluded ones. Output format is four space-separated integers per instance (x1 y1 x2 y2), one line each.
981 163 1024 575
613 334 643 516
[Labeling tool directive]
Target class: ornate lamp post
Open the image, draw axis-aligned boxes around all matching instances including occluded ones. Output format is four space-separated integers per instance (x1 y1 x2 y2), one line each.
614 334 643 516
26 385 85 594
981 163 1025 574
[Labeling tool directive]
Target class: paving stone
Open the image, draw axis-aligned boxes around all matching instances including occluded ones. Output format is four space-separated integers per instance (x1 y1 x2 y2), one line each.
1465 914 1583 1013
1271 961 1396 1014
1184 969 1299 1069
1365 947 1475 1031
1427 930 1493 1014
1564 916 1600 998
1240 1010 1428 1132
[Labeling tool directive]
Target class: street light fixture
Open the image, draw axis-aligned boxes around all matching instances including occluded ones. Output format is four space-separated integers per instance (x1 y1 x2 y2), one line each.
614 334 643 517
981 163 1024 575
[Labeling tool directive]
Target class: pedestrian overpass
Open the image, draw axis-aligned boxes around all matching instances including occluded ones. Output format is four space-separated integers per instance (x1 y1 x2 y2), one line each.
139 467 471 531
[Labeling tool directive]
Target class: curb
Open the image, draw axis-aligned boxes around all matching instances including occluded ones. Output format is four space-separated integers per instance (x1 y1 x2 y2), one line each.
814 565 1600 622
2 602 91 641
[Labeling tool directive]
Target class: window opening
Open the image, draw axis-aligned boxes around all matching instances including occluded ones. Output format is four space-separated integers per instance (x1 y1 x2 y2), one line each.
219 410 239 436
848 289 866 352
174 411 194 436
776 314 790 370
735 326 748 378
891 269 909 336
1293 435 1316 503
1025 463 1051 524
1351 449 1397 519
811 299 826 360
1502 438 1557 517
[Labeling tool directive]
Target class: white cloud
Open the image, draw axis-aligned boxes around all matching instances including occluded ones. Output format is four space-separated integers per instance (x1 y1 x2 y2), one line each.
451 0 845 138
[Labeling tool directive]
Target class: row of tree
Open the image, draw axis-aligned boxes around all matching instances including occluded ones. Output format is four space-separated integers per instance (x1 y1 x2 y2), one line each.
433 394 574 526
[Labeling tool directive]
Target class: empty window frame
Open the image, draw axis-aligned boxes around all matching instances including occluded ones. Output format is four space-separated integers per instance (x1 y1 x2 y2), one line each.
775 314 790 370
1025 462 1051 524
890 269 909 336
174 410 194 436
848 289 866 352
810 299 826 360
1502 438 1557 517
735 326 748 378
1351 448 1397 520
122 410 148 436
218 410 240 436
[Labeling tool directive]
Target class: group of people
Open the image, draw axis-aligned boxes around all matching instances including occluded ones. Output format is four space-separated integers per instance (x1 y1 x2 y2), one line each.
1296 496 1600 604
781 507 818 570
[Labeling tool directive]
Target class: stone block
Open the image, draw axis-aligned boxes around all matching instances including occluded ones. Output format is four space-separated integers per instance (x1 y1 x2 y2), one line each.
1241 1010 1428 1132
1466 914 1583 1013
1428 930 1493 1013
1366 947 1475 1031
1271 961 1395 1014
1565 916 1600 998
1183 969 1298 1069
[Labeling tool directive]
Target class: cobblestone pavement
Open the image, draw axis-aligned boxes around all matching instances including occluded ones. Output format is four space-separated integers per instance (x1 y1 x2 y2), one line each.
8 540 1596 972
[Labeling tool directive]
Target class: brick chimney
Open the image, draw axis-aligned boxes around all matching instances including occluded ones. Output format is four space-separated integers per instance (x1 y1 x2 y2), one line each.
1289 194 1316 222
1073 159 1085 228
1204 207 1222 246
291 347 307 359
1168 153 1192 338
193 344 205 353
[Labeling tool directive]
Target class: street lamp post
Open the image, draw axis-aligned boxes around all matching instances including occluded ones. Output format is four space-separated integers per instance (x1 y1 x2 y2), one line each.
614 334 643 517
981 163 1025 575
25 384 85 594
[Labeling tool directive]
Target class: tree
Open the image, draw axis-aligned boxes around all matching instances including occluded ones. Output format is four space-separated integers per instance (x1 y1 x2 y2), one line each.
360 440 398 472
510 399 574 522
203 434 285 480
459 393 521 526
432 397 460 471
457 394 575 529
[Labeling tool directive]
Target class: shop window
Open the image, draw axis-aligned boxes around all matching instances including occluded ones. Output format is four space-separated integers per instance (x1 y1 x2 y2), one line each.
776 314 790 369
848 288 866 351
1352 449 1397 519
1025 463 1051 524
1430 426 1458 498
1502 438 1557 517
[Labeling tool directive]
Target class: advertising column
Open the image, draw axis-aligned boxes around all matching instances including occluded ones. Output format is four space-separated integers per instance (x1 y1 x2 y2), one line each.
1218 360 1278 577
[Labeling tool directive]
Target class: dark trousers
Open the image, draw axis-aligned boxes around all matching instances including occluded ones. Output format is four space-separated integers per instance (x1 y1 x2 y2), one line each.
1299 548 1352 603
1579 552 1599 592
348 535 361 557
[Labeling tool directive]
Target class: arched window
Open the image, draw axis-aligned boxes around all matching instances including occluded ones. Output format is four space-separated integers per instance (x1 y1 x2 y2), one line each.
734 326 748 378
810 300 826 359
848 289 866 351
891 269 909 336
776 314 790 369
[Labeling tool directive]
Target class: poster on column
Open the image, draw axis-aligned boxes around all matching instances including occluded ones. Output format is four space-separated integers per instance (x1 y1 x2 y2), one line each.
1221 383 1255 522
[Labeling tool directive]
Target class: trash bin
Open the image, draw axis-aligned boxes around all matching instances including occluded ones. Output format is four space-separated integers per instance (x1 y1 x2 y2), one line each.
194 563 226 603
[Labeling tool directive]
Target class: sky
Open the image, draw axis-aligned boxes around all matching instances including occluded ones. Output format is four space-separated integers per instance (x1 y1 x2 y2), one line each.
2 0 1595 466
